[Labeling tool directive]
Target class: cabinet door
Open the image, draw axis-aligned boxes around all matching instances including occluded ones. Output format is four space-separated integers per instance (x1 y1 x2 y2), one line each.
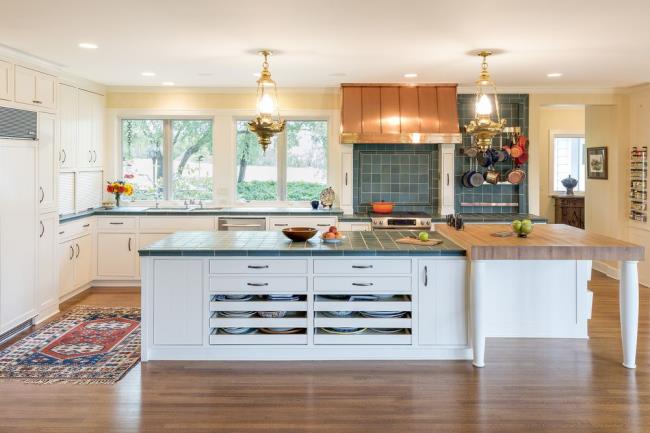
58 240 75 296
438 143 455 215
38 213 59 315
97 233 137 278
340 152 353 208
73 234 93 288
35 72 56 109
152 259 204 345
14 65 36 105
0 60 13 101
418 260 467 346
58 84 77 169
38 112 57 212
91 92 104 166
77 89 94 168
268 216 337 231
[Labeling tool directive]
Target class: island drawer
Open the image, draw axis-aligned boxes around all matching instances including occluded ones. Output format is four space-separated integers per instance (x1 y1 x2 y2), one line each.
97 217 137 231
140 216 215 232
313 276 411 293
313 259 411 274
210 330 308 345
209 276 308 293
314 329 411 345
209 259 308 274
210 314 307 329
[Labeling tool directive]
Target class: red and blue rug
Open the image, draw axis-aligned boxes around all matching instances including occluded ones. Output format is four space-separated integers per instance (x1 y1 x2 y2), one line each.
0 306 140 384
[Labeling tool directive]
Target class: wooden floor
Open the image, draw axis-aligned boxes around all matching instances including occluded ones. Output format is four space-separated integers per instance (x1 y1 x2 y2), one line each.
0 272 648 433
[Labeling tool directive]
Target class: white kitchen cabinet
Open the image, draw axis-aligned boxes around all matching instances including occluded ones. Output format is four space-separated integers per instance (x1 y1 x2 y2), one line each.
37 212 59 320
438 143 455 215
0 140 37 333
0 60 14 101
58 240 75 297
268 216 337 230
418 259 467 346
38 112 57 212
97 233 137 278
152 259 204 345
58 83 77 169
14 65 56 110
72 234 93 289
77 89 103 168
341 152 353 211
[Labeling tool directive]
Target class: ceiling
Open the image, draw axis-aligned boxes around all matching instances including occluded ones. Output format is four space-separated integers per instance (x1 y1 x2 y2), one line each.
1 0 649 89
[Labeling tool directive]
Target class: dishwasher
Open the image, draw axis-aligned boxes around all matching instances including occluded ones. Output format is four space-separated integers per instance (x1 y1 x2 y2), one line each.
217 217 266 231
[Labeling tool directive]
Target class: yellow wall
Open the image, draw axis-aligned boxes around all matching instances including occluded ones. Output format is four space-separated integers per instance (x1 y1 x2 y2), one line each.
537 106 585 222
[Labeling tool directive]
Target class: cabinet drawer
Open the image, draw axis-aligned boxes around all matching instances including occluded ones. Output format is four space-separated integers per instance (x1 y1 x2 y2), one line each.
58 218 93 240
97 217 137 231
209 259 307 274
313 276 412 293
139 216 215 232
268 216 337 230
209 276 308 293
313 259 411 274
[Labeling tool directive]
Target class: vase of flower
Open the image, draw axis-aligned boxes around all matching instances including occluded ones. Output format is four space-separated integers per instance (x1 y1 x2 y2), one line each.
106 180 134 207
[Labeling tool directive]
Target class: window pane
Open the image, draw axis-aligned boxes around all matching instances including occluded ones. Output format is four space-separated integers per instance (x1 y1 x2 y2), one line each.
553 136 585 192
236 120 278 201
171 120 213 200
286 120 328 201
122 119 164 200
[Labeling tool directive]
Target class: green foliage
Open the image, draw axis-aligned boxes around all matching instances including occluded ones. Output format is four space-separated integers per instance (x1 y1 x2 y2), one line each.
237 181 325 202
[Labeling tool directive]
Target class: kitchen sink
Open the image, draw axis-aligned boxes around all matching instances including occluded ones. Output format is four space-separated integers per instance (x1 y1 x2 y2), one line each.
190 207 224 211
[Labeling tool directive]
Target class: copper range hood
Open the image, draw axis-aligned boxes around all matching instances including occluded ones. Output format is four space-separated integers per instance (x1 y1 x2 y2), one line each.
340 84 461 144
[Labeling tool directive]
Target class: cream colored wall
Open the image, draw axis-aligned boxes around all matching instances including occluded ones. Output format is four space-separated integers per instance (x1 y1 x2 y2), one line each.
537 106 585 222
104 87 341 207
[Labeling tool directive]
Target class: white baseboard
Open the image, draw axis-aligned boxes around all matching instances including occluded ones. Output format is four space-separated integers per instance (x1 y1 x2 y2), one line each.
35 304 60 324
91 279 141 287
592 261 620 280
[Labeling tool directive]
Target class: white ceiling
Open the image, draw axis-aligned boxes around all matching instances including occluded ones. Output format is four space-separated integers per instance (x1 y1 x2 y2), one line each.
1 0 649 89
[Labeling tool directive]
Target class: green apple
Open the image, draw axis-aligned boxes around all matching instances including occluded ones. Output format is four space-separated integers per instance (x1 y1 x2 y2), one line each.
521 219 533 235
511 220 522 234
418 231 429 242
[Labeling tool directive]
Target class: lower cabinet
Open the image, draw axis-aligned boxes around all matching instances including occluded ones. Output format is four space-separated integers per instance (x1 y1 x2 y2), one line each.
418 259 468 346
59 234 93 297
268 216 337 230
97 233 137 278
37 213 59 319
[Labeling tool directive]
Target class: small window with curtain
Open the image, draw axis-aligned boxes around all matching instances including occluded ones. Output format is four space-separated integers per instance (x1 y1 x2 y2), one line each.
552 133 585 193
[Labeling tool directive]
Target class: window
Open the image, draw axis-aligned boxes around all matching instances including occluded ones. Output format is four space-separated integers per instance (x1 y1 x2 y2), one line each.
122 119 213 201
552 133 586 192
236 119 328 202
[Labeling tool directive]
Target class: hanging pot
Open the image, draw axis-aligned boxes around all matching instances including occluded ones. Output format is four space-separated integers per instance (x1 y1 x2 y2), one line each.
515 151 529 165
464 146 479 158
485 170 501 185
469 171 485 187
506 168 526 185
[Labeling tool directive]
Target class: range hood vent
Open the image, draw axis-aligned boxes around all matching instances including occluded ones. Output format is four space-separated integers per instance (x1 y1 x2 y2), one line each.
340 84 461 144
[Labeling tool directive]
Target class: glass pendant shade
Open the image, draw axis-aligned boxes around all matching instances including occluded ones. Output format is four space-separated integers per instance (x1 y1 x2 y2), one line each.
248 50 285 152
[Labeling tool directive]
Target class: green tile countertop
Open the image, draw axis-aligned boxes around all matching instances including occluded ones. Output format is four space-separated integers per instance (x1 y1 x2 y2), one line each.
138 230 466 257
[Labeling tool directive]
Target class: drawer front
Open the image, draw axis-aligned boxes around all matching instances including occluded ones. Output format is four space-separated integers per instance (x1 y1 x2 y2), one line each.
209 259 307 274
97 217 137 231
58 218 93 239
313 259 411 274
140 216 215 232
268 217 337 231
313 276 412 293
209 276 308 293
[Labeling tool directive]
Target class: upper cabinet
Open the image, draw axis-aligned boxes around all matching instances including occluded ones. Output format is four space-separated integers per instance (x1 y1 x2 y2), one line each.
14 65 56 110
58 84 77 169
77 89 103 168
340 84 461 144
0 60 14 101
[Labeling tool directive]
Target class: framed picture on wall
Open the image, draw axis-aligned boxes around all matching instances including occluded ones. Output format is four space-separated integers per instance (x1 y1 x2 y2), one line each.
587 146 608 179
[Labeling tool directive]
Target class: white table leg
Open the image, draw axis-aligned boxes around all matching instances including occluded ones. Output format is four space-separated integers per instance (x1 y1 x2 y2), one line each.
620 260 639 369
471 260 487 368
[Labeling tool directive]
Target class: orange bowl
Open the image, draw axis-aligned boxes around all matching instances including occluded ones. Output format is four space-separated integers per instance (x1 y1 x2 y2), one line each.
372 201 394 214
282 227 318 242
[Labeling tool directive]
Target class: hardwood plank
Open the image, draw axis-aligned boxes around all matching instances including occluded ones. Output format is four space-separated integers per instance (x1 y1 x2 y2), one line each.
435 223 645 261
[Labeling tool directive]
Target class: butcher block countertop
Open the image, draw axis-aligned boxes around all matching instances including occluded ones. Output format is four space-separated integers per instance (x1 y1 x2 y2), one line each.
435 224 645 261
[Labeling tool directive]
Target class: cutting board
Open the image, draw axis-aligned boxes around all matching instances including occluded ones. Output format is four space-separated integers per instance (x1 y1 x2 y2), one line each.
396 237 443 247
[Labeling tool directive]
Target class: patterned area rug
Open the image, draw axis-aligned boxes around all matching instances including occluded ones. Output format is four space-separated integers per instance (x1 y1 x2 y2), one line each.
0 306 140 384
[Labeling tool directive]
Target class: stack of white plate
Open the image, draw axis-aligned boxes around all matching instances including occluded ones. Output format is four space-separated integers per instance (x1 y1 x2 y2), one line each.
322 311 354 318
218 328 258 335
359 311 406 318
321 327 367 334
218 311 256 318
214 294 254 301
265 294 300 301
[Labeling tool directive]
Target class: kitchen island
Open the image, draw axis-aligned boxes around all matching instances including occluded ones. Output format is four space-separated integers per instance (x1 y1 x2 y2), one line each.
139 226 638 365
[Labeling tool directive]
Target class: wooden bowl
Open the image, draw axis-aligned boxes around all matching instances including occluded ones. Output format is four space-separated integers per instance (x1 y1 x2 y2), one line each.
282 227 318 242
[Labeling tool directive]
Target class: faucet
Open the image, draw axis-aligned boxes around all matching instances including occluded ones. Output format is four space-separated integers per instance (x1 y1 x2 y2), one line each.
199 200 203 209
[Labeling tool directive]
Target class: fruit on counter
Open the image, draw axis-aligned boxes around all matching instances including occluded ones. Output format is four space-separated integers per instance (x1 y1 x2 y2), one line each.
328 226 338 233
511 219 534 236
323 232 336 240
511 220 522 233
418 231 429 242
335 232 344 239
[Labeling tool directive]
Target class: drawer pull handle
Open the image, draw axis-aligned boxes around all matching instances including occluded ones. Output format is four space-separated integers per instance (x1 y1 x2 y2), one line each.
40 221 45 238
69 245 74 260
274 223 288 227
221 224 263 228
247 282 269 287
128 237 132 252
352 265 373 269
83 223 90 228
316 224 330 227
75 243 80 258
109 222 124 225
248 265 269 269
32 100 42 104
61 149 67 163
39 186 45 203
424 265 428 287
352 282 374 286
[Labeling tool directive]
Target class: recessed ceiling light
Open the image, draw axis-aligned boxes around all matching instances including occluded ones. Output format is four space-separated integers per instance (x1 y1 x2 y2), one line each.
78 42 98 50
547 72 563 78
403 73 418 78
141 72 156 77
162 81 175 86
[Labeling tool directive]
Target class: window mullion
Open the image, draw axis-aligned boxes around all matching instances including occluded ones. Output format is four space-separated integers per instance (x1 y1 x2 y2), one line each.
278 131 288 201
163 119 173 200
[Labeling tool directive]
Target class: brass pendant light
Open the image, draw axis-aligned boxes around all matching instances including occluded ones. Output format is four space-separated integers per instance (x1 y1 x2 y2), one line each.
248 50 286 152
464 51 507 150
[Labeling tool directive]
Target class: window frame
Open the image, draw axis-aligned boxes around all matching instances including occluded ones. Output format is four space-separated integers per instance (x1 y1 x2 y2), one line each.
548 129 586 194
233 116 330 205
119 115 214 203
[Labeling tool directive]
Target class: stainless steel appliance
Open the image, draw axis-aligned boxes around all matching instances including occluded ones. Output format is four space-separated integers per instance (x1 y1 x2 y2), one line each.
218 217 266 231
371 212 432 230
0 106 37 140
